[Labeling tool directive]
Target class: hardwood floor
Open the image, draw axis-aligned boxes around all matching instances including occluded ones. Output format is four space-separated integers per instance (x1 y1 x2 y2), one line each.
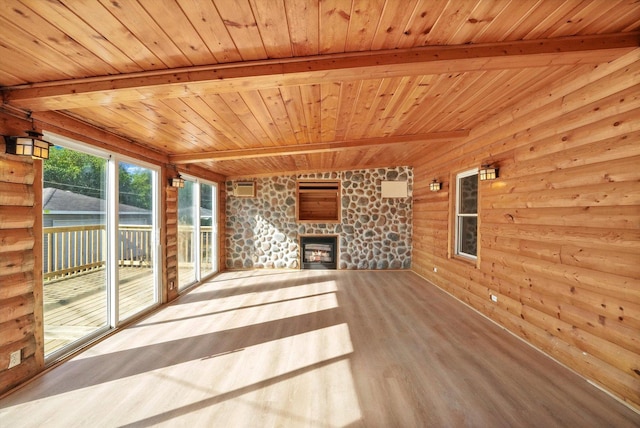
1 270 638 427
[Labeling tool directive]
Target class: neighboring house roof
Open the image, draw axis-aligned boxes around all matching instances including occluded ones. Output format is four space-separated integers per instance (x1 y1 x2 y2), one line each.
43 188 148 214
178 206 213 220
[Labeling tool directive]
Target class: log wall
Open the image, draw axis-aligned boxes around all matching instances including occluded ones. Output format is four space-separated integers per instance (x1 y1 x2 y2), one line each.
0 112 42 394
412 50 640 410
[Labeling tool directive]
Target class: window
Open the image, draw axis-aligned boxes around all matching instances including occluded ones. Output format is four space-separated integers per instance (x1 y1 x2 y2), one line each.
455 169 478 259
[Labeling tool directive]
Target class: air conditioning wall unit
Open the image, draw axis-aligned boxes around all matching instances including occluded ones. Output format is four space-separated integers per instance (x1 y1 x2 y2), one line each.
381 180 408 198
233 181 256 197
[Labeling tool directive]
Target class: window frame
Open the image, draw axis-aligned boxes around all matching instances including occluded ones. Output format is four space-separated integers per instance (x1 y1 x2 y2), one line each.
454 168 479 261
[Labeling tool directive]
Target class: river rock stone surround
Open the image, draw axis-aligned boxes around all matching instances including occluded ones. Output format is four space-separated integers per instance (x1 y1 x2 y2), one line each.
226 167 412 270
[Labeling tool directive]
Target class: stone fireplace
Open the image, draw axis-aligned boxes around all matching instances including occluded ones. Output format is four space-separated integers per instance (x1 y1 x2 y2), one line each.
226 167 412 270
300 236 337 269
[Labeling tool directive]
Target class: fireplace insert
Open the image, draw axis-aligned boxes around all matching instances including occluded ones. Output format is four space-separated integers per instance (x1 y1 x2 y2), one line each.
300 236 337 269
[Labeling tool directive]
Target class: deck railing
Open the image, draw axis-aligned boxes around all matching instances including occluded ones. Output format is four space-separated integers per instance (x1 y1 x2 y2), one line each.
44 224 213 280
177 225 215 265
44 225 106 280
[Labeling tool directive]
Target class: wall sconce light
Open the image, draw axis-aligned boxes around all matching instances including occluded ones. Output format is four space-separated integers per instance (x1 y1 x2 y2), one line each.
479 164 499 181
4 130 52 160
429 178 441 192
169 174 185 188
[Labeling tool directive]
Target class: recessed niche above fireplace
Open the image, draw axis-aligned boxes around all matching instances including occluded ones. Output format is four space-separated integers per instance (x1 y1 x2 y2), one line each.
296 180 340 223
300 235 338 270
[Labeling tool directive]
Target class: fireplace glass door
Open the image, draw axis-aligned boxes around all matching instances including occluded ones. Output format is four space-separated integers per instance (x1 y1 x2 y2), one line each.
304 244 334 264
301 236 337 269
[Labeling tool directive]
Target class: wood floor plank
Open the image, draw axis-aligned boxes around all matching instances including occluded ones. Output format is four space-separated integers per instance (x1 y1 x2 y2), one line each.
1 270 638 427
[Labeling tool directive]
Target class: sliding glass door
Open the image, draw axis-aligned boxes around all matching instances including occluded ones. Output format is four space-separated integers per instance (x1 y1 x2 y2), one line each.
43 145 109 357
178 177 218 291
178 180 196 290
43 134 160 359
118 161 158 321
200 182 217 277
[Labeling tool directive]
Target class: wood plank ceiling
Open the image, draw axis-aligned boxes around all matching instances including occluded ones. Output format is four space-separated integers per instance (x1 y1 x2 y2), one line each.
0 0 638 177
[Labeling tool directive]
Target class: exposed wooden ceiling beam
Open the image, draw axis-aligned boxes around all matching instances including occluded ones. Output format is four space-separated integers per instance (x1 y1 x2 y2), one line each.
32 111 169 165
3 33 638 112
168 131 469 163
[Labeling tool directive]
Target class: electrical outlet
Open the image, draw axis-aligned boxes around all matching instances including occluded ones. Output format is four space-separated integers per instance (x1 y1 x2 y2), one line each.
169 281 174 290
433 267 438 273
8 350 21 369
490 294 498 303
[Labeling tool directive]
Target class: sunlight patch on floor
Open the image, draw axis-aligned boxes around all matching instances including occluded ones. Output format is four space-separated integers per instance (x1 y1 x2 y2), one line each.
133 323 360 427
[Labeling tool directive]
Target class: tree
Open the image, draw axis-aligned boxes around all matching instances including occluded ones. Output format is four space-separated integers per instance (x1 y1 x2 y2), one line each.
119 163 152 209
44 146 106 198
44 146 152 209
178 180 194 225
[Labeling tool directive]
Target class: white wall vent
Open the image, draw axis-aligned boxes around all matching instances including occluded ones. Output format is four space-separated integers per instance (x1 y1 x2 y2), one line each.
233 181 256 197
381 180 408 198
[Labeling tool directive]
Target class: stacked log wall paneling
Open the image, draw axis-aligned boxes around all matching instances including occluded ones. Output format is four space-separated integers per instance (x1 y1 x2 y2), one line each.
166 182 179 302
0 112 42 394
412 50 640 410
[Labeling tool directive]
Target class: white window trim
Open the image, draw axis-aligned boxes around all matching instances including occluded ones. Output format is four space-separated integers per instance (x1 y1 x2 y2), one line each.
455 168 478 260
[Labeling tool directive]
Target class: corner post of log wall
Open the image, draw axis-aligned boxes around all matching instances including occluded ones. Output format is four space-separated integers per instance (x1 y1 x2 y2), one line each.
165 166 179 302
32 158 44 370
218 184 226 273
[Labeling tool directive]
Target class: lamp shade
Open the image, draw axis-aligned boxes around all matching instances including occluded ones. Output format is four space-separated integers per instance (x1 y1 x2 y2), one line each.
169 175 185 188
429 179 441 192
479 165 498 181
4 131 51 160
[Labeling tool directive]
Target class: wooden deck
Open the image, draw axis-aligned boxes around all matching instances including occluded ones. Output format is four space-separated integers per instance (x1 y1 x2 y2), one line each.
2 270 639 427
44 268 157 355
